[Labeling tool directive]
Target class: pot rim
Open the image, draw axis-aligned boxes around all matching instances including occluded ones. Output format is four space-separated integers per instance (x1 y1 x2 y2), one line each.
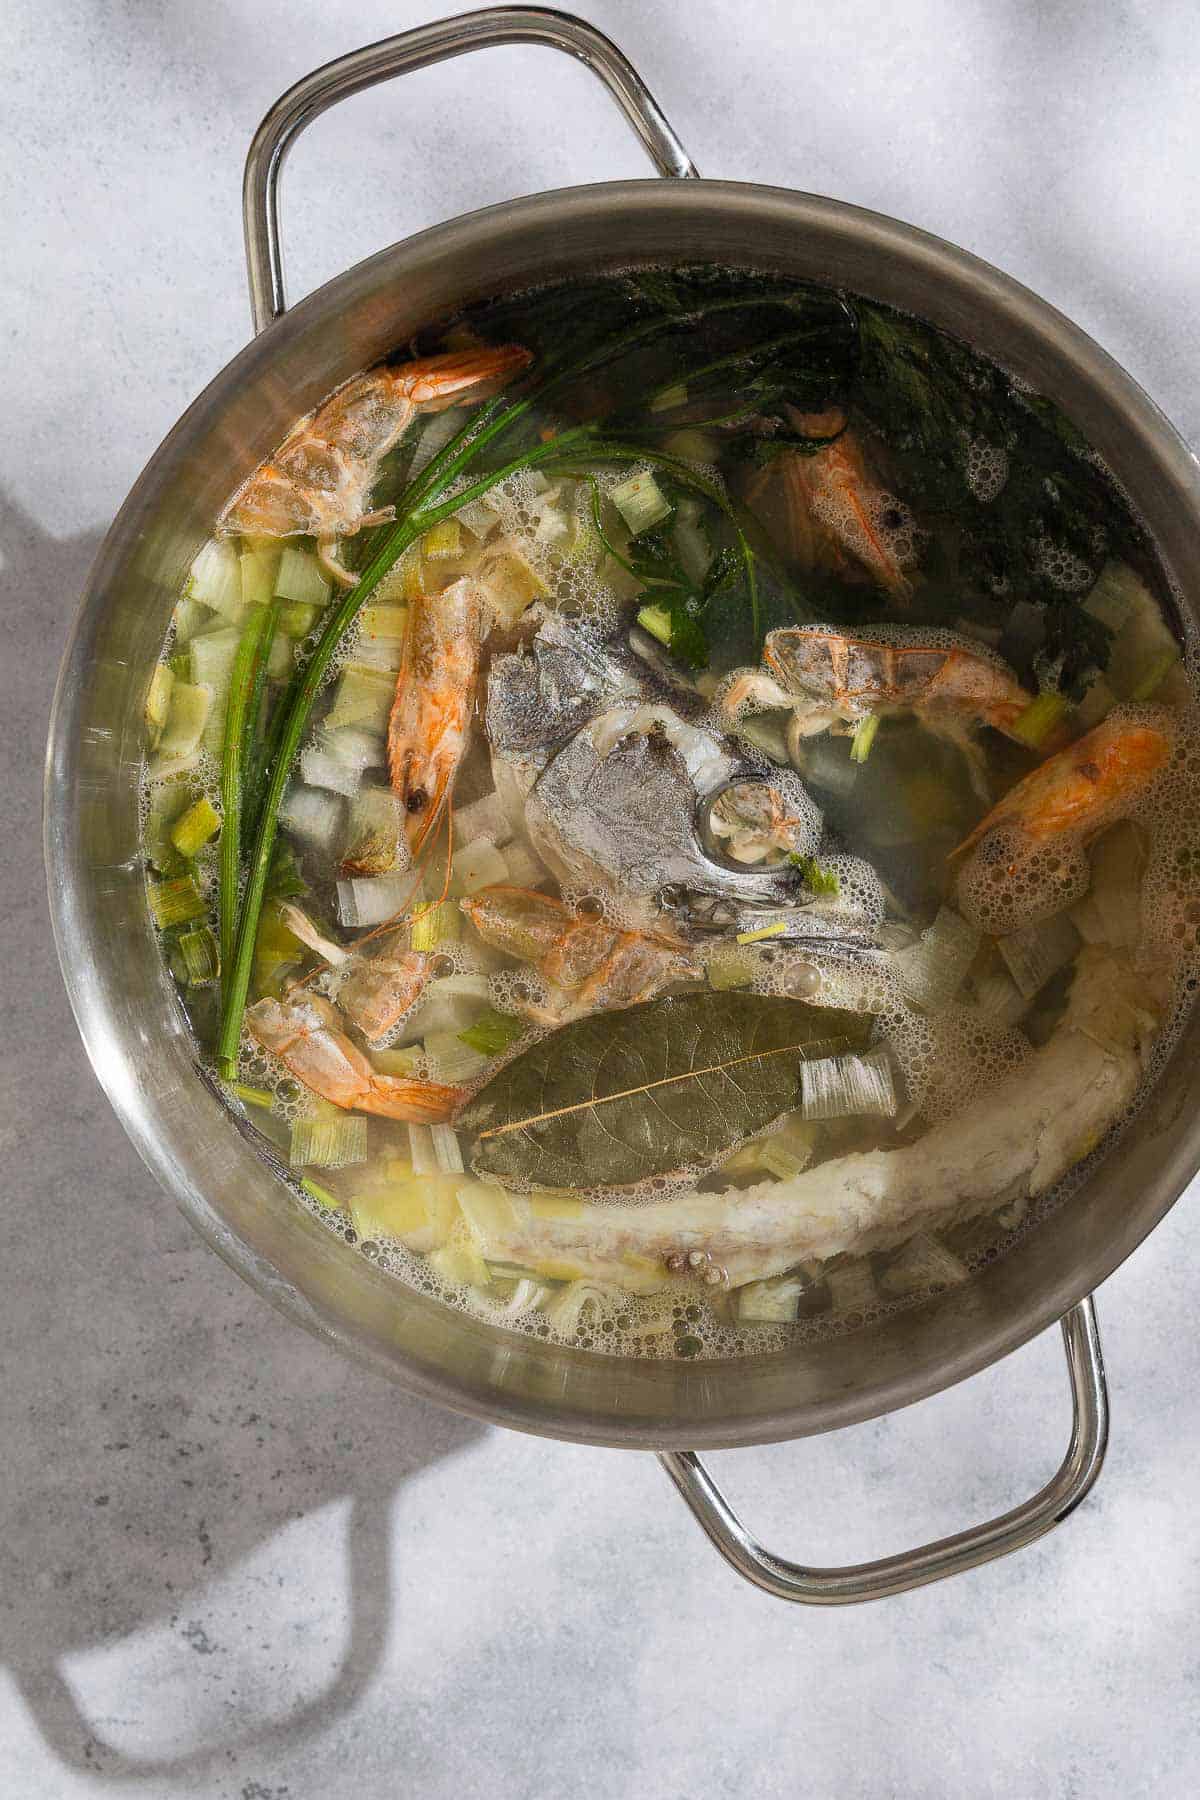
45 177 1200 1448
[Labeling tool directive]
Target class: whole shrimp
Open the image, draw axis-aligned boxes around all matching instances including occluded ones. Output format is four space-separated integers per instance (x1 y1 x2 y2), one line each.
277 905 433 1047
218 344 532 586
460 885 698 1023
247 992 461 1121
388 577 488 860
749 411 914 600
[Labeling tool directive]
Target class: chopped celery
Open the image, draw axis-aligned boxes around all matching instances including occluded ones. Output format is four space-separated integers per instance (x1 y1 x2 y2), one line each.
342 785 403 874
324 663 395 734
335 871 410 928
611 470 671 537
288 1115 368 1169
157 681 212 759
274 545 331 607
1011 690 1070 750
171 795 221 857
636 603 673 647
301 1177 343 1210
1130 648 1179 701
706 946 757 990
410 899 460 952
458 1007 524 1057
177 925 220 985
186 540 242 617
423 1028 490 1083
998 913 1080 998
277 599 322 639
421 518 462 560
350 1172 458 1252
239 543 280 606
231 1081 273 1109
788 853 840 897
148 873 207 930
476 538 548 624
735 1273 807 1323
849 713 880 763
800 1048 896 1121
449 837 509 897
360 602 408 641
145 663 174 745
736 921 787 945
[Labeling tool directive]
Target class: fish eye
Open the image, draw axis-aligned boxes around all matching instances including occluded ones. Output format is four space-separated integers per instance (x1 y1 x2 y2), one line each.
405 788 428 813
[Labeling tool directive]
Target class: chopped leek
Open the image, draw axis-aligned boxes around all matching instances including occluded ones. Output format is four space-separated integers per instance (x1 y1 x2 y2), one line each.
277 599 322 640
421 518 462 560
190 626 242 751
324 664 395 734
423 1028 490 1083
1082 561 1140 632
324 727 385 774
341 785 403 874
148 872 207 930
1075 673 1116 732
800 1048 896 1120
176 925 220 985
636 602 673 648
407 1123 438 1175
412 974 492 1038
849 713 880 764
1105 564 1181 701
450 837 509 897
1130 648 1179 701
145 784 191 873
971 967 1028 1027
239 543 280 607
186 540 242 618
289 1115 368 1168
1011 690 1070 750
611 470 671 537
893 906 981 1013
660 428 720 464
360 602 408 641
157 681 212 759
428 1237 491 1290
335 871 410 928
170 795 221 857
431 1122 464 1174
998 913 1080 998
280 784 344 852
171 597 211 646
410 899 461 952
274 545 331 607
650 381 688 413
145 663 174 745
458 1007 524 1057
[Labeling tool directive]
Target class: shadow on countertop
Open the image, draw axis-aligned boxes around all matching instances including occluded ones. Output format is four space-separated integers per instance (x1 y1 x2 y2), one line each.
0 493 484 1783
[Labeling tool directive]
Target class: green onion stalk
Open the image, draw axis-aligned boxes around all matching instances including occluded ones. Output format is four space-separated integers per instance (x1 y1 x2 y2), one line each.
215 300 838 1071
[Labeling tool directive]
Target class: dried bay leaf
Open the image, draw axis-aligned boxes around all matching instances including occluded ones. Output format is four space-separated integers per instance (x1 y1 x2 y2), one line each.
457 991 872 1189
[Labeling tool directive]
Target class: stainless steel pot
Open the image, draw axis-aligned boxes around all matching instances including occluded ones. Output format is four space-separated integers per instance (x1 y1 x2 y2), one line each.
45 6 1200 1603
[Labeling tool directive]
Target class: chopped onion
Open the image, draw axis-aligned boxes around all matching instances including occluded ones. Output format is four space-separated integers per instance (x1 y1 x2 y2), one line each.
453 789 514 849
281 785 344 852
300 745 362 799
893 906 981 1012
997 913 1079 998
335 871 410 928
800 1048 896 1121
450 836 510 897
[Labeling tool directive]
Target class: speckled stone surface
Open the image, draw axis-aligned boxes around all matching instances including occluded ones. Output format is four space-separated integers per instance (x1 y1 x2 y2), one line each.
3 2 1199 1794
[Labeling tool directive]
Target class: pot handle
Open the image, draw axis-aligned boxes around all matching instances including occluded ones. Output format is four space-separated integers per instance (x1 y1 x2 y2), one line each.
242 5 699 333
658 1297 1108 1604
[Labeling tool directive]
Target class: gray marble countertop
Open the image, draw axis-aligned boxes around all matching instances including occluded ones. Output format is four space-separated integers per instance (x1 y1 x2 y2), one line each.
3 2 1198 1794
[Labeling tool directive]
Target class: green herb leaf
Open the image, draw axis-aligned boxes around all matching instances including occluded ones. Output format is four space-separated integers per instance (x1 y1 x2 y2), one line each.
786 854 841 897
459 991 871 1189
